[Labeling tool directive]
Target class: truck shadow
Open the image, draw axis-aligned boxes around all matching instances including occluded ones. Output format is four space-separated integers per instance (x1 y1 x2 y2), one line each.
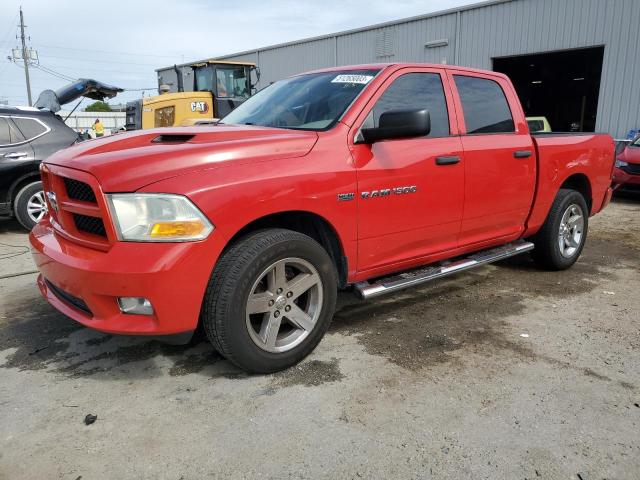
0 288 238 380
612 190 640 205
328 236 636 372
0 235 636 382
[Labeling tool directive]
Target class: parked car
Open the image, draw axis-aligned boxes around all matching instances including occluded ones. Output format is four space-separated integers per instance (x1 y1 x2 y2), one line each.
526 116 552 133
612 135 640 192
30 63 614 373
0 107 78 229
0 79 123 229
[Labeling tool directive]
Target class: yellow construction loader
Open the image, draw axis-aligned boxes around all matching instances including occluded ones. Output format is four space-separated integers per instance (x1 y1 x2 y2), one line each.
125 60 259 130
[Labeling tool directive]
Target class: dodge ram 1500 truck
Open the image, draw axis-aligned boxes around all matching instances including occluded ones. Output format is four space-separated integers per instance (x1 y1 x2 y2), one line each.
30 63 615 373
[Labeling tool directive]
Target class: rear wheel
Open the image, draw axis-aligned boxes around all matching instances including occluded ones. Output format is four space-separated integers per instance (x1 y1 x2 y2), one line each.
14 181 47 230
201 229 337 373
531 188 589 270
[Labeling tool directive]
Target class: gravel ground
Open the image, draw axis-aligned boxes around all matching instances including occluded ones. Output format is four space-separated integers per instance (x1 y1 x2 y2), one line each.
0 195 639 480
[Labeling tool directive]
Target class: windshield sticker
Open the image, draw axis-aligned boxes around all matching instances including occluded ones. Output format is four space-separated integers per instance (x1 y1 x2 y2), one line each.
331 74 374 84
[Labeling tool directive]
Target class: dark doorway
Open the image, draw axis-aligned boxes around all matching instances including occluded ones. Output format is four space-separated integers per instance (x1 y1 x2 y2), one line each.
493 47 604 132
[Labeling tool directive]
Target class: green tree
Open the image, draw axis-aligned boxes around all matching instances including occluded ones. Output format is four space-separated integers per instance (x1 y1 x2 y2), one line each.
85 101 112 112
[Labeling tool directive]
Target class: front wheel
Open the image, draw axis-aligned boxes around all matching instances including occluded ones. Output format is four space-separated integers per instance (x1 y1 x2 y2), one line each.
201 229 337 373
531 188 589 270
14 181 47 230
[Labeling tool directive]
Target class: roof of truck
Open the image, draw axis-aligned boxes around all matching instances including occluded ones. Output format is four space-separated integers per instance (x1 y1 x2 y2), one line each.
299 62 508 78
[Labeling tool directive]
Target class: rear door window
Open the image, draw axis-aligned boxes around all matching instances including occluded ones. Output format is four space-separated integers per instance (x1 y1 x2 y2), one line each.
371 72 450 137
454 75 515 134
0 117 27 145
0 117 11 144
13 117 47 140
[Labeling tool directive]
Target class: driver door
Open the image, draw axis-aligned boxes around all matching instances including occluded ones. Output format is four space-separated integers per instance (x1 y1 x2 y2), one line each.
348 68 465 276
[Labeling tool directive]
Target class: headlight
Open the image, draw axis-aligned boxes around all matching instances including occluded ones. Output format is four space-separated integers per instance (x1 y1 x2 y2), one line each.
615 159 628 168
106 193 213 242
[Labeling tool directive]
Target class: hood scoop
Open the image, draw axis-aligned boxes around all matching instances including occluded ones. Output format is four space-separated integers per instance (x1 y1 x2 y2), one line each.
152 134 195 144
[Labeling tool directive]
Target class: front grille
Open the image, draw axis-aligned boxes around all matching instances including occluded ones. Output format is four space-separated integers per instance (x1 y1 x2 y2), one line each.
64 177 96 203
45 279 92 316
622 163 640 175
73 214 106 237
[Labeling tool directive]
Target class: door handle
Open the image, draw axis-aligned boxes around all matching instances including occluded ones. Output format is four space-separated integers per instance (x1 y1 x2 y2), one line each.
4 151 29 159
513 150 532 159
435 155 460 165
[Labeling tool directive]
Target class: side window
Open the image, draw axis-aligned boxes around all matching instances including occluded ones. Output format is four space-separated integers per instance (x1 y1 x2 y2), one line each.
371 72 450 137
12 117 47 141
0 117 26 145
0 118 11 145
453 75 515 134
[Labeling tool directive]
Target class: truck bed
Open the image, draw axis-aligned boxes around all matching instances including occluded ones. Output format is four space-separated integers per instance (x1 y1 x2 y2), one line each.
525 132 614 236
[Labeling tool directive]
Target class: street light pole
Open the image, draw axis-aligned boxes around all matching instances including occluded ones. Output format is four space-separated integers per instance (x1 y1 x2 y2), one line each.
19 7 32 106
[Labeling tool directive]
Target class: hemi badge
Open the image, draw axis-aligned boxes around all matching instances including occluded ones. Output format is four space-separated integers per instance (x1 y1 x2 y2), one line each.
337 193 355 202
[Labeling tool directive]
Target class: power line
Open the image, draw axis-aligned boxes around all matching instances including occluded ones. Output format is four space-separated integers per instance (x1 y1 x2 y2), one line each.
26 60 153 75
38 52 160 67
34 63 77 82
121 87 158 91
31 42 182 60
0 13 20 84
0 12 19 48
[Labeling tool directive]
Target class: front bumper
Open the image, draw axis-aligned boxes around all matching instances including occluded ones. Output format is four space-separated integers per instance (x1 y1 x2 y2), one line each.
29 219 225 336
612 166 640 189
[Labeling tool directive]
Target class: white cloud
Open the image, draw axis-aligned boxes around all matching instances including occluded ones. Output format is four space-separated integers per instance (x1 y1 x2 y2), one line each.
0 0 478 106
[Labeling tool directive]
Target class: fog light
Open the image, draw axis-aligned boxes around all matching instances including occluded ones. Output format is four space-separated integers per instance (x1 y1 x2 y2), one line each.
118 297 154 315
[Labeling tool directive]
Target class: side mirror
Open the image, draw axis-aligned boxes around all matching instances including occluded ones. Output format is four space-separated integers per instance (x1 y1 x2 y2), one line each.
358 109 431 144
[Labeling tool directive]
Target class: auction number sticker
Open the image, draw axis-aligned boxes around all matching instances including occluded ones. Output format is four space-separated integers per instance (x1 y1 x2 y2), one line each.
331 74 374 84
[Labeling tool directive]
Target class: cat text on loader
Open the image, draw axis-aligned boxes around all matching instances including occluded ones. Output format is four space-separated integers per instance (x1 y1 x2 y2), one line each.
125 61 259 130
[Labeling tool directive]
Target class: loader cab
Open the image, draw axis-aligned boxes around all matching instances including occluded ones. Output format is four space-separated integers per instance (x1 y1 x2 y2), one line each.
192 62 256 118
127 61 259 131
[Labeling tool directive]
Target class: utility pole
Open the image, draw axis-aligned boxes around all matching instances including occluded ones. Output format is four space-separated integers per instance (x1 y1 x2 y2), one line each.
19 7 32 106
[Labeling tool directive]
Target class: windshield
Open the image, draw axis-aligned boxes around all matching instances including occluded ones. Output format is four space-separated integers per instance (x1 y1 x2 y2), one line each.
216 65 250 99
220 69 380 131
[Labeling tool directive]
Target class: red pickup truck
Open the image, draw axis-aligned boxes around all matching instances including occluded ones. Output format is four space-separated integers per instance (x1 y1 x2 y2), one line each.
30 63 614 373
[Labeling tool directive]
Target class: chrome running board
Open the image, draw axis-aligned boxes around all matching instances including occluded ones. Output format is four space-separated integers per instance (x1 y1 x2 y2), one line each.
354 240 534 300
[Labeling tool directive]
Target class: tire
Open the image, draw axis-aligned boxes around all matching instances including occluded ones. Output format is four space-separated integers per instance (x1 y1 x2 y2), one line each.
531 188 589 270
201 229 338 373
13 181 47 230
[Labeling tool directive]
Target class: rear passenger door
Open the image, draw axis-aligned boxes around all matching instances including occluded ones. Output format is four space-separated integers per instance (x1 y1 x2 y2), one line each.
11 116 52 160
0 116 34 162
350 68 465 275
449 72 536 246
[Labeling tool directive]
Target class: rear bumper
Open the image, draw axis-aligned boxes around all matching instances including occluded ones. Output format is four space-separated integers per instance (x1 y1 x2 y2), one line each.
29 219 225 336
612 167 640 189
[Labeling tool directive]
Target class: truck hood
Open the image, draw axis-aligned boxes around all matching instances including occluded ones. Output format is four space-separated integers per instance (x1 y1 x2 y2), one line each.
44 125 319 192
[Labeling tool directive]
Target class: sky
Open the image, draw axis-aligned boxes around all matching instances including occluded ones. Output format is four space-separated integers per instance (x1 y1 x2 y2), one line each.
0 0 480 108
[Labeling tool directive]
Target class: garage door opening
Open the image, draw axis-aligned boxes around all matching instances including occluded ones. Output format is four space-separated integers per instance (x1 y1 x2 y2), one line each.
493 47 604 132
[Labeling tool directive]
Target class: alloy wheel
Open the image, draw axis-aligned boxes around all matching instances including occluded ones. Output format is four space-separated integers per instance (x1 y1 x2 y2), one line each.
245 257 323 353
558 203 584 258
26 190 48 224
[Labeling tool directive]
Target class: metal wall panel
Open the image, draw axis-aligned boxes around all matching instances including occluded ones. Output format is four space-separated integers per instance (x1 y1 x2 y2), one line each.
455 0 640 137
252 38 336 87
217 0 639 137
